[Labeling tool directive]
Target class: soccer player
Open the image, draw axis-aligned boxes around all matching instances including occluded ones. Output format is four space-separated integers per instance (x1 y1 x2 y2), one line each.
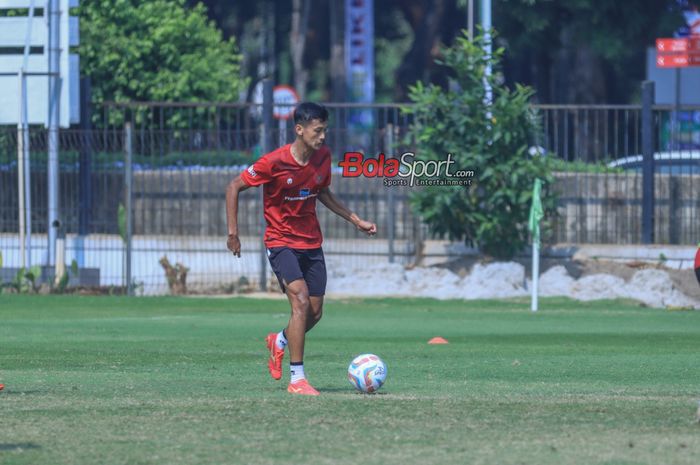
226 102 377 396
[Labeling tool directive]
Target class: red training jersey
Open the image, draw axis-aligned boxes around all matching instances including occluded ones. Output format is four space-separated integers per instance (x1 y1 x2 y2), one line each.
240 144 332 249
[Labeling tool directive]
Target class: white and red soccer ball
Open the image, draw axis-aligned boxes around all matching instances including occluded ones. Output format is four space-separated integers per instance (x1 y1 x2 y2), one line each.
348 353 387 393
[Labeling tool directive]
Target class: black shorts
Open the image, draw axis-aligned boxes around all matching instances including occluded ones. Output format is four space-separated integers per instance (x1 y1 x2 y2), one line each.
267 247 327 296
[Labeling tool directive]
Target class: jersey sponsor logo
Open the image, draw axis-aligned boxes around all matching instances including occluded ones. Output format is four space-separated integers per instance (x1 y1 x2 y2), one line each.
287 177 293 184
316 174 323 183
247 166 257 177
284 188 317 201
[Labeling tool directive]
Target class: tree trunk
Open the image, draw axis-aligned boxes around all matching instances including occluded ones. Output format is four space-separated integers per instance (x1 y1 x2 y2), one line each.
159 256 189 295
553 26 608 162
291 0 311 100
329 0 345 102
395 0 445 101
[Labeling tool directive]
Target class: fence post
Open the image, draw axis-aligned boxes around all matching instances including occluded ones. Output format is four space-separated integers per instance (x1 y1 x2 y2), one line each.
641 81 655 244
79 77 93 235
125 123 133 296
669 177 680 244
259 79 274 291
384 124 395 263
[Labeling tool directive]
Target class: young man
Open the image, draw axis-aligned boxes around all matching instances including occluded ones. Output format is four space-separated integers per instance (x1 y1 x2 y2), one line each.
226 102 377 396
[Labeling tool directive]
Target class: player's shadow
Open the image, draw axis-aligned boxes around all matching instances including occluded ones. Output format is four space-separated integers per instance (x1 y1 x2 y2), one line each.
0 443 41 451
1 390 43 395
319 387 389 395
317 387 351 393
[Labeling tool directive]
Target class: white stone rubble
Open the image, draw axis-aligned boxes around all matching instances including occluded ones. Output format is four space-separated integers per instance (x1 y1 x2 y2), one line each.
326 261 700 309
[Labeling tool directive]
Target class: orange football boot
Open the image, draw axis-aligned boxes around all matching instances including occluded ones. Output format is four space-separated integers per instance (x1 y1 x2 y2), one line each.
265 333 284 380
287 379 320 396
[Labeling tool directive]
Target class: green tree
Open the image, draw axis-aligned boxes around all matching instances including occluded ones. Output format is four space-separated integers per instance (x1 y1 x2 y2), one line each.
495 0 683 103
407 31 556 260
79 0 247 106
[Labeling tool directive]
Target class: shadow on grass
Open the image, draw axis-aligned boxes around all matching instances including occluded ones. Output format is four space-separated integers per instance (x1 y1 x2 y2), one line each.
0 443 41 451
1 390 44 395
319 386 389 395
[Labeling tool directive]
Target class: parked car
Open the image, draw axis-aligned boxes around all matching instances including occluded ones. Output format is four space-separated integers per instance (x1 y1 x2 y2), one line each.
607 150 700 174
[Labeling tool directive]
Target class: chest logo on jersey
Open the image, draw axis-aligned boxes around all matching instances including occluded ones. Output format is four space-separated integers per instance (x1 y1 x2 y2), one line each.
287 177 293 185
315 175 323 184
284 188 317 202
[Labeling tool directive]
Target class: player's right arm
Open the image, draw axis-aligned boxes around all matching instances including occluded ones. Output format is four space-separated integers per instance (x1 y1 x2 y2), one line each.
227 156 274 257
225 175 251 257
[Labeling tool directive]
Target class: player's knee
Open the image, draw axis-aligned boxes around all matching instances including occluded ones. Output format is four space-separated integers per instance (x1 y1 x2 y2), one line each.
310 305 323 323
289 289 310 313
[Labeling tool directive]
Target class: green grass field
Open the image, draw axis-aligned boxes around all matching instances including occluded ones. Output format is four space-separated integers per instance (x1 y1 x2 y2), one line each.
1 295 700 465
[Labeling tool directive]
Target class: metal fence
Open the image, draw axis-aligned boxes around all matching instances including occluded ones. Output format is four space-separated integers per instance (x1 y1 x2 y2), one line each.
1 100 699 294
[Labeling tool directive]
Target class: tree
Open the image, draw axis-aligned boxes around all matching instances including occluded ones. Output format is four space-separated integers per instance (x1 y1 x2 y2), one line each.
407 31 556 260
185 0 685 105
79 0 247 106
495 0 683 103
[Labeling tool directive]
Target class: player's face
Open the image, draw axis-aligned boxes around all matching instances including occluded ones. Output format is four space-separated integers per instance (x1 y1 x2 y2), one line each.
297 119 328 150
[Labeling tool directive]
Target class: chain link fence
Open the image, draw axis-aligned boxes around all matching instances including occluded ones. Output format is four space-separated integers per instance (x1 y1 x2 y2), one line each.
1 102 698 294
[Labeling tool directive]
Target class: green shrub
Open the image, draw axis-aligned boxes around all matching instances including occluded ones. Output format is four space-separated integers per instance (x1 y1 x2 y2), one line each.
406 30 557 260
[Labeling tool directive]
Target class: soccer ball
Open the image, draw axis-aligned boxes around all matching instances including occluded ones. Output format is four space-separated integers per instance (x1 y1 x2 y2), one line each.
347 353 387 393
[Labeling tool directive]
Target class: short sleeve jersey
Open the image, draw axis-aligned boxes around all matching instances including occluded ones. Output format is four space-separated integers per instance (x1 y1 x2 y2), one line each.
240 144 332 249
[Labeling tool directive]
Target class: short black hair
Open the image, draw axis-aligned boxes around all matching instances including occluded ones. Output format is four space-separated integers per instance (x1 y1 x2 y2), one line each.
293 102 329 126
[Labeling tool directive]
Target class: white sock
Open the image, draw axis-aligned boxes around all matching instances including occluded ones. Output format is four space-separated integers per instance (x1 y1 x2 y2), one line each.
290 362 305 383
275 330 288 350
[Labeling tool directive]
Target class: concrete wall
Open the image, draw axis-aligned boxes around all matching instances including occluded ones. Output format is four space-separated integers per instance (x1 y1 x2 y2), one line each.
0 233 413 295
554 172 700 244
2 169 698 244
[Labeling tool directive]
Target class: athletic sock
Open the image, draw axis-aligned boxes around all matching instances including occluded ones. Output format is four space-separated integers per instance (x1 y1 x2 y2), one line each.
290 362 305 383
275 329 288 350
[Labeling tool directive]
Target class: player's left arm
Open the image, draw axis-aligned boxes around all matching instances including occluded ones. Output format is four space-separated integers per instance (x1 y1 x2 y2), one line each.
318 187 377 236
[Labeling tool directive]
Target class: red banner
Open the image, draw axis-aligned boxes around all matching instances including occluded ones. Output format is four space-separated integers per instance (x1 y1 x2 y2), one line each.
656 37 700 67
656 38 700 52
656 53 700 68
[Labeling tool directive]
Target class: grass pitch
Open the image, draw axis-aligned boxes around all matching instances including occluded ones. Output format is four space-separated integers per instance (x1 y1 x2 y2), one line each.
1 295 700 465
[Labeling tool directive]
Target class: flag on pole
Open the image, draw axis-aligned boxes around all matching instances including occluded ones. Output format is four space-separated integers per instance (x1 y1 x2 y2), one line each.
529 178 544 312
528 178 544 245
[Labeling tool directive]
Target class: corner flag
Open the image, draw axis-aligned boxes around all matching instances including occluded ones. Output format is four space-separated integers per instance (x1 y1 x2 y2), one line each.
528 178 544 246
529 178 544 312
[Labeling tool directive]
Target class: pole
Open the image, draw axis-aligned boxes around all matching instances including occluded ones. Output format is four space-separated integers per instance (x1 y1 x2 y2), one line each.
22 0 37 70
22 74 32 269
279 118 286 147
47 0 61 266
528 178 543 312
18 0 37 270
260 79 274 291
17 71 26 270
468 0 474 40
641 81 655 244
54 221 65 287
674 68 681 151
79 77 93 235
531 242 539 312
125 123 133 295
385 124 395 263
481 0 492 105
